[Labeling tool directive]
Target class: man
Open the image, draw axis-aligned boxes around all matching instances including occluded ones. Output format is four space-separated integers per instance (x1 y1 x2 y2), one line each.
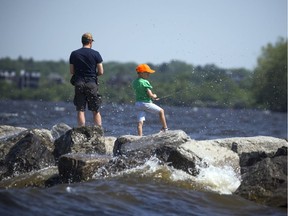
69 32 104 127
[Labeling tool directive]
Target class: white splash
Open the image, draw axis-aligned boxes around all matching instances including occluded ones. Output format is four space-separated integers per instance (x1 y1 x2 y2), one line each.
98 156 241 195
140 157 241 195
66 186 77 193
170 168 195 181
195 165 241 195
141 156 163 173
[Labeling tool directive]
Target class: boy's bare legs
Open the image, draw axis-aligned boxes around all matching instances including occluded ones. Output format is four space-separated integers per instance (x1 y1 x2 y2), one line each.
93 111 102 126
77 111 85 126
159 109 168 129
137 121 144 136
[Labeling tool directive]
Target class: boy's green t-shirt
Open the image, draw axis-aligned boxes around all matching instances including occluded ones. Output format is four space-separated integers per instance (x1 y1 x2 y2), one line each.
132 78 153 102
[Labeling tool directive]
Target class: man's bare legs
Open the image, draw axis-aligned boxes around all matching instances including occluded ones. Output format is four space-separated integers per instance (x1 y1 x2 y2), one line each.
77 111 102 127
77 111 85 126
93 111 102 126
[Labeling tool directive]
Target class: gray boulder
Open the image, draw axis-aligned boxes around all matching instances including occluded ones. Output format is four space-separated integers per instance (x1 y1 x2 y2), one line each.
53 126 106 161
0 126 28 162
0 166 58 189
58 154 111 183
211 136 288 155
0 125 27 140
113 130 190 156
0 129 55 180
178 139 240 172
0 124 287 209
0 125 113 186
235 146 287 208
51 123 72 141
106 130 193 175
58 130 191 181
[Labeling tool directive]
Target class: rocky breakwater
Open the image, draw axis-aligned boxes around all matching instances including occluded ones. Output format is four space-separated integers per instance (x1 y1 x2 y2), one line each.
0 124 287 208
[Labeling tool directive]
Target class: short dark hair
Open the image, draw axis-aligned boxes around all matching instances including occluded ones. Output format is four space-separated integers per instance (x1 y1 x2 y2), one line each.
81 33 94 45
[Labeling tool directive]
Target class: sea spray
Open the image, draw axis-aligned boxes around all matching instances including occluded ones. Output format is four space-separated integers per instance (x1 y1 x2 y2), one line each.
142 157 242 194
95 156 241 195
195 165 241 195
177 139 241 194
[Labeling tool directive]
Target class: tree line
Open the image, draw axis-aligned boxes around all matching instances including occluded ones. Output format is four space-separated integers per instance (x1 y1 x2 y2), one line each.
0 38 286 112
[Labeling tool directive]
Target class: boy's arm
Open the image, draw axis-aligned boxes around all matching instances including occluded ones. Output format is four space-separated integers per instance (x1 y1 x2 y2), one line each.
147 89 157 100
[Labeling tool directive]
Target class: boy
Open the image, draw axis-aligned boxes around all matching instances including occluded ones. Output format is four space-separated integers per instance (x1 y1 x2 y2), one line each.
132 64 168 136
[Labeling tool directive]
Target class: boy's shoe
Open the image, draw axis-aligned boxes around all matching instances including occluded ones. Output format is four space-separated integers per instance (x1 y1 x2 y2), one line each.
160 127 169 132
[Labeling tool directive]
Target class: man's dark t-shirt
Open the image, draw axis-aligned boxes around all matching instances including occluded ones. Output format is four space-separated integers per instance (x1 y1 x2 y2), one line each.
69 47 103 81
69 47 103 111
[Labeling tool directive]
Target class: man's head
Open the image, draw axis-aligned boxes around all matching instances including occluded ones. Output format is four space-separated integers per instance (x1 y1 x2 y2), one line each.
82 33 94 45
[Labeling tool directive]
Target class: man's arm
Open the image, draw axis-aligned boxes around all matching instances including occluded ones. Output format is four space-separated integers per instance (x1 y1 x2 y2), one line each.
70 64 75 75
97 63 104 76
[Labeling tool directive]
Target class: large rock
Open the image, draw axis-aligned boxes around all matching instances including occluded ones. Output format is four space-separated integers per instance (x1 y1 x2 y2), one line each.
112 134 140 156
192 136 288 208
210 136 288 155
178 139 240 171
0 125 27 140
0 166 59 189
0 126 29 162
0 129 55 180
51 123 72 141
107 130 193 175
58 153 111 183
0 125 287 209
53 126 106 161
0 125 114 185
113 130 190 156
59 130 191 182
235 146 287 208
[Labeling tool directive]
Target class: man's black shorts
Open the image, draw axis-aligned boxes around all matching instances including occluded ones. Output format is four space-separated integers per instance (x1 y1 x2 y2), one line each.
74 81 102 112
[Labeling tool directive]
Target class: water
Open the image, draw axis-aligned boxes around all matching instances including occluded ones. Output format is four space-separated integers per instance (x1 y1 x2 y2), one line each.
0 100 286 140
0 100 287 215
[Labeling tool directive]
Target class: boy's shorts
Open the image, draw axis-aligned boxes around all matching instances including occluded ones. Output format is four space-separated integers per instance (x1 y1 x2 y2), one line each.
135 102 162 122
74 82 101 112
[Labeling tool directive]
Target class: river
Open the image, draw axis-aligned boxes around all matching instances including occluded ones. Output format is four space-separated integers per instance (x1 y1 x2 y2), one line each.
0 100 286 215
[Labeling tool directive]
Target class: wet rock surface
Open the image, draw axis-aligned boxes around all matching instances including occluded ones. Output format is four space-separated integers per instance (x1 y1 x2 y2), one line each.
235 146 287 208
0 124 287 208
53 126 106 161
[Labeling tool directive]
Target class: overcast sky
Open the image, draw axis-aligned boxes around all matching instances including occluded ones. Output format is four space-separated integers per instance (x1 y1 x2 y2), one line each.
0 0 286 69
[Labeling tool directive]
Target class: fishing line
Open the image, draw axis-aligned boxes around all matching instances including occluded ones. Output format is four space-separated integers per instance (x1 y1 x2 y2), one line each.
157 88 192 100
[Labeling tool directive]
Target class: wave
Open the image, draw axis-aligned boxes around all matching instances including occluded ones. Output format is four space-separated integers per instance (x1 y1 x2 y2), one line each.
92 155 241 195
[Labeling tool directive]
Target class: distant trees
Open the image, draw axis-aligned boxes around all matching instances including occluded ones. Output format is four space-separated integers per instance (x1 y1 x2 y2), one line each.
252 38 287 112
147 62 253 108
0 38 286 112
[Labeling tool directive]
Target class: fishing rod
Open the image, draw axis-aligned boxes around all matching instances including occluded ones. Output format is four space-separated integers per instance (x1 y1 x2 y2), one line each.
156 88 191 100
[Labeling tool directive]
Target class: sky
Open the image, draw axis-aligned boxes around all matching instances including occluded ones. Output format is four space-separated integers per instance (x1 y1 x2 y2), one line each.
0 0 286 70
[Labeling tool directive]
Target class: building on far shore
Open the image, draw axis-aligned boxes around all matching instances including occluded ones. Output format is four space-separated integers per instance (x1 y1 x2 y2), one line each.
18 70 41 89
0 69 65 89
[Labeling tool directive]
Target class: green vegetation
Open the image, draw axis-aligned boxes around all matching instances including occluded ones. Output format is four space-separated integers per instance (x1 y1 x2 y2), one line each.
0 38 286 112
252 38 287 112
